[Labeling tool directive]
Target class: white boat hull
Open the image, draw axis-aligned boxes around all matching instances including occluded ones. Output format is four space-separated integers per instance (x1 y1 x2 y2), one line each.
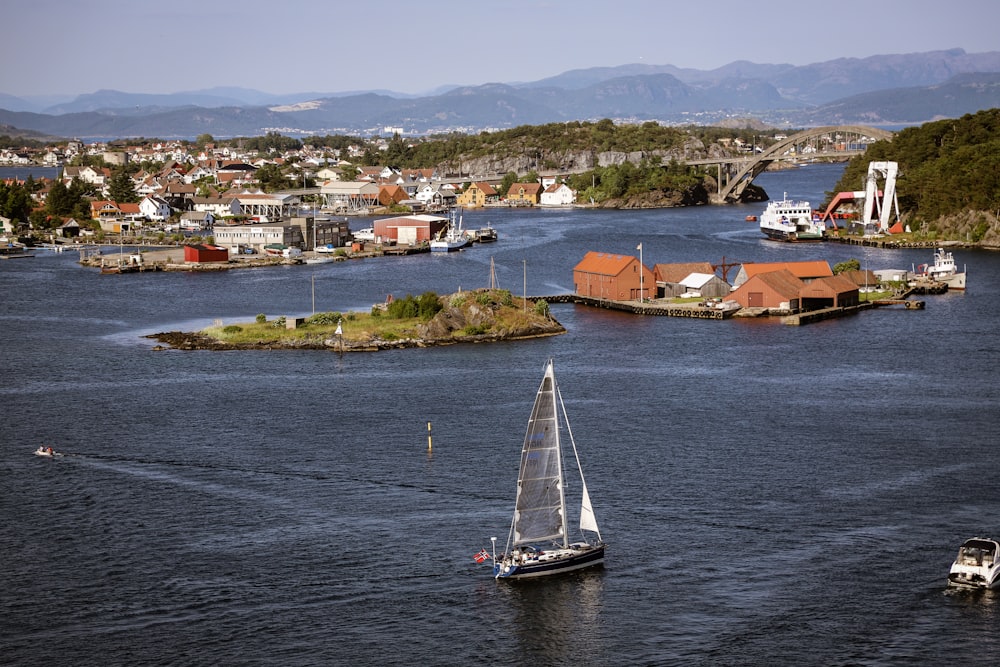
430 241 467 252
948 538 1000 589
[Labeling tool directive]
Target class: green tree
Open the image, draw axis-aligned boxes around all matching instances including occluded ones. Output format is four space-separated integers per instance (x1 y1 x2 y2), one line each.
0 181 33 222
833 259 861 274
108 170 138 203
46 179 74 216
499 171 518 196
256 163 291 192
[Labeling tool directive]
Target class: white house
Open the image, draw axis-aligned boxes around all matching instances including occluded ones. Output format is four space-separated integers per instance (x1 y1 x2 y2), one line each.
139 195 172 221
540 183 576 207
192 196 241 218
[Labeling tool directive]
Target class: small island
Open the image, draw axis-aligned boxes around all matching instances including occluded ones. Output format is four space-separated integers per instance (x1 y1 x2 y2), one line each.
147 288 564 351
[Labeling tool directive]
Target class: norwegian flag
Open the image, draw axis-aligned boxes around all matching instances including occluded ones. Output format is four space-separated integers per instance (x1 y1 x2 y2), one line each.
473 549 490 564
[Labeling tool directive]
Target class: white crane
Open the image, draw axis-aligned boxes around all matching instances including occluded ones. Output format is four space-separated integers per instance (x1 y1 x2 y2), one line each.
862 161 901 233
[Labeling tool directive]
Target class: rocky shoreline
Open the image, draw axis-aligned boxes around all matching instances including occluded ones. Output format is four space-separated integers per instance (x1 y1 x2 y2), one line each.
147 288 567 352
146 326 565 352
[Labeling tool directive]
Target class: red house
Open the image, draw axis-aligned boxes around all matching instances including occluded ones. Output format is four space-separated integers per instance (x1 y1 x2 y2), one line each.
573 251 654 301
184 244 229 263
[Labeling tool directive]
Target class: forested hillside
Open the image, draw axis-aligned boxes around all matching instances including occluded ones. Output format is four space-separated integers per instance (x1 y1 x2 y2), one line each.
832 108 1000 243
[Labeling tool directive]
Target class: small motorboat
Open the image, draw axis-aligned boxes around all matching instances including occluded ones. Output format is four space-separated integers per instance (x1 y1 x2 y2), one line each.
948 537 1000 589
34 446 63 458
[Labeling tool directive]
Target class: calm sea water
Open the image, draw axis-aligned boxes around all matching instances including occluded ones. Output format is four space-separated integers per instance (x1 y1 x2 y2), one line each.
3 163 1000 666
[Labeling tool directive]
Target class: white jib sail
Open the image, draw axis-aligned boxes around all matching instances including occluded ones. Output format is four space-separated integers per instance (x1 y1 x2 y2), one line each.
579 481 600 538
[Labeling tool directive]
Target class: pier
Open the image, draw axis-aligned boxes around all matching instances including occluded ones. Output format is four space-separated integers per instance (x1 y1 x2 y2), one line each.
532 294 737 319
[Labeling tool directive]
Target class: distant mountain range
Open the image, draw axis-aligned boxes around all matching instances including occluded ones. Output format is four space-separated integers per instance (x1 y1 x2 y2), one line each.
2 48 1000 140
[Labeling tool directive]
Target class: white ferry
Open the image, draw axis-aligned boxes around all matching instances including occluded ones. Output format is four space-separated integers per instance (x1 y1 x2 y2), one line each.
759 195 825 242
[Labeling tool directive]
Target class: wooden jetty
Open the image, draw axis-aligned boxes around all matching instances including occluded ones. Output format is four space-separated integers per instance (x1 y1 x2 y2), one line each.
532 294 738 319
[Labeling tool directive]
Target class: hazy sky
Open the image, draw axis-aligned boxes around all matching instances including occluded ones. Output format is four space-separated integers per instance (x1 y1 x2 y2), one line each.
4 0 998 98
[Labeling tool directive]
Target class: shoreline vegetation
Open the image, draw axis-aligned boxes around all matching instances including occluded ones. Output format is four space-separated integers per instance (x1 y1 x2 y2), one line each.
146 288 565 352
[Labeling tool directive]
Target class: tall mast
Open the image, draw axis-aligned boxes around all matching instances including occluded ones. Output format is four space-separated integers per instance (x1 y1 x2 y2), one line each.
550 361 569 548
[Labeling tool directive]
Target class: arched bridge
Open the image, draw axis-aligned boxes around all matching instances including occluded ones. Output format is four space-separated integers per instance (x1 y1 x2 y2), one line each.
691 125 895 203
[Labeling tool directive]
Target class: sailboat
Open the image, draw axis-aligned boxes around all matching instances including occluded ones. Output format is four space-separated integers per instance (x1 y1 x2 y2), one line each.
491 359 605 579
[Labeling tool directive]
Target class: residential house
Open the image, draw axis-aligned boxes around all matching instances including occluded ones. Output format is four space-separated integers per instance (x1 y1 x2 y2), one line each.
192 196 241 218
457 182 497 208
63 165 111 189
414 183 457 209
139 195 172 221
506 182 543 205
180 211 215 229
315 166 342 182
184 165 214 184
377 184 409 207
163 182 197 211
540 183 576 207
573 251 654 301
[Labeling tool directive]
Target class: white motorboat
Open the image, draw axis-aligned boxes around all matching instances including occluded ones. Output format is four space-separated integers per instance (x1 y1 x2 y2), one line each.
489 359 606 579
948 537 1000 589
915 248 966 290
759 194 824 242
34 446 62 458
352 227 375 242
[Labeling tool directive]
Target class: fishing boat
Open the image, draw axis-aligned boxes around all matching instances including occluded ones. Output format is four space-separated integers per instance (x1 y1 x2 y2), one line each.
430 209 469 252
490 359 605 579
758 194 825 242
914 248 966 290
948 537 1000 589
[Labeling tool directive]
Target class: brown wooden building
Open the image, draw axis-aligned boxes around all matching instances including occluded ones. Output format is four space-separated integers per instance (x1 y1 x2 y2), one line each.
573 251 654 301
728 269 804 310
799 274 860 309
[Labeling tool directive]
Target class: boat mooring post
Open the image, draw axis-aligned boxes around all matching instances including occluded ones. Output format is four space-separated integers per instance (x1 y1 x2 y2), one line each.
427 421 432 453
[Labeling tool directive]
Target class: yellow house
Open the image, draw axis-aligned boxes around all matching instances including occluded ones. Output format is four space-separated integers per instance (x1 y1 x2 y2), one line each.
456 181 497 208
506 182 543 205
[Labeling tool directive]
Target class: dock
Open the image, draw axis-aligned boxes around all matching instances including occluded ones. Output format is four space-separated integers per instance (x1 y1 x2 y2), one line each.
532 294 738 319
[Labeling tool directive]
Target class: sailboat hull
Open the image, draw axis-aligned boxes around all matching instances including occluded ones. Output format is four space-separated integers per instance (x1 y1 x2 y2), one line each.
494 543 605 579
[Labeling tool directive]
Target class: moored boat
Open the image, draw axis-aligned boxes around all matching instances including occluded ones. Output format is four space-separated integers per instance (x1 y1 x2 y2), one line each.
948 537 1000 589
914 247 966 290
488 359 606 579
759 194 824 242
430 209 469 252
352 227 375 242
